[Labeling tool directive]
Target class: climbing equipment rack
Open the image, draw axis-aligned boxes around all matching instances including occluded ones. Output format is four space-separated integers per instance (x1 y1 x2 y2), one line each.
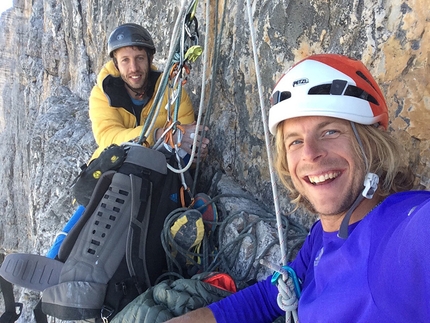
138 0 205 177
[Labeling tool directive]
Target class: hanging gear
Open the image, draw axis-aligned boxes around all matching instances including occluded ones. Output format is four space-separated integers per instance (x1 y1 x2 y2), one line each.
138 0 205 177
107 23 156 57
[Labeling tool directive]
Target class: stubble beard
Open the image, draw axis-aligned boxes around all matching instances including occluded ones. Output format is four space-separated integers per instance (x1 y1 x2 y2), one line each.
302 169 366 217
122 69 149 95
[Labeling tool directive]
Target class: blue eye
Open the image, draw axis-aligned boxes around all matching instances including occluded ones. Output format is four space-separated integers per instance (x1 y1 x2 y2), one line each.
324 130 338 136
291 139 302 145
287 139 303 149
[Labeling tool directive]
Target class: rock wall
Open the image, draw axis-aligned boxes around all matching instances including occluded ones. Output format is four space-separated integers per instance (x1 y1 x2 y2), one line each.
0 0 428 321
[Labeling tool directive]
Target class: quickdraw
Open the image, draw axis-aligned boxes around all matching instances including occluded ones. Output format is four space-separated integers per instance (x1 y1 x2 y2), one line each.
165 0 202 142
163 120 185 149
138 0 204 177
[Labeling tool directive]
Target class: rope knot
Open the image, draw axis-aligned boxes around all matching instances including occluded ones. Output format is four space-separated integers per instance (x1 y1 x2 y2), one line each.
276 276 299 312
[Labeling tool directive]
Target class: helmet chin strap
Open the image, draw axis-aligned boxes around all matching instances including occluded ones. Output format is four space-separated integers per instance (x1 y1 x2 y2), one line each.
337 122 380 239
337 172 379 239
125 82 145 99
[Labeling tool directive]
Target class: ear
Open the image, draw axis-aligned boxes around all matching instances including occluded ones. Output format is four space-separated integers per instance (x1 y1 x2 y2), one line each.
112 57 119 70
376 123 385 131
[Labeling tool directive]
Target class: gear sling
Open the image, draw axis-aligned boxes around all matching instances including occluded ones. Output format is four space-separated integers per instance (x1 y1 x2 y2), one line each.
0 144 185 322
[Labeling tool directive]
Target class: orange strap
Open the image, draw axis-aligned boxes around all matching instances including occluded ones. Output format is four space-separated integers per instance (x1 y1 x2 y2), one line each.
164 121 185 150
169 62 191 86
180 187 186 207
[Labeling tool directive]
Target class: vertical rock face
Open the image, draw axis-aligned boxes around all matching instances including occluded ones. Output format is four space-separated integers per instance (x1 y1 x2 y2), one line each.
0 0 428 321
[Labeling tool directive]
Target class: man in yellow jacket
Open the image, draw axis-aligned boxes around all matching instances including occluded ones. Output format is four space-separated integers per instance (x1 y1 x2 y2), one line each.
46 23 209 259
89 23 209 161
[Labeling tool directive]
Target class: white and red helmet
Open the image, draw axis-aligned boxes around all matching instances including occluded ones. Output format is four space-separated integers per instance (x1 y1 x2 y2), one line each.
268 54 388 134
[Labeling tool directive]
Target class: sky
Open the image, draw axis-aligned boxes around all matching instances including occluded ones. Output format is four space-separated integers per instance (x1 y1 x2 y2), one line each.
0 0 13 14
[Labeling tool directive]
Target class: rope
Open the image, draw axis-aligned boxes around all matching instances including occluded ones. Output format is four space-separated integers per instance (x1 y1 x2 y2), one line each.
182 0 213 181
160 192 308 287
190 0 228 196
277 277 299 313
138 0 199 149
245 0 299 321
190 0 214 195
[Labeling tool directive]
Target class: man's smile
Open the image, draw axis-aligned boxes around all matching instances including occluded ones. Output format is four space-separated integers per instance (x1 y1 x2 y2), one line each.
307 171 341 185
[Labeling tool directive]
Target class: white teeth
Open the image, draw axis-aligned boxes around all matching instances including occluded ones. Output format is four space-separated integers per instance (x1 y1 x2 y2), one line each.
308 172 339 184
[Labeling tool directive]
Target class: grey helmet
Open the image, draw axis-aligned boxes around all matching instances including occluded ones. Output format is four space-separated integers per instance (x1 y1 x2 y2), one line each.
108 23 156 57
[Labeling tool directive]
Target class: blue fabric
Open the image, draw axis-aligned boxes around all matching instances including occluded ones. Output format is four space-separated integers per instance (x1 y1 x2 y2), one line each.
46 205 85 259
209 191 430 323
130 95 149 106
183 153 191 165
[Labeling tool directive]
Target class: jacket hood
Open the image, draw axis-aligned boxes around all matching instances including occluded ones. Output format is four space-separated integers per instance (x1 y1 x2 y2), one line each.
97 60 161 108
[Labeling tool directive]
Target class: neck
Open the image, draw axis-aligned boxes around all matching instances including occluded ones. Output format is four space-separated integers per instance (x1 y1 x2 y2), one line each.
320 195 383 232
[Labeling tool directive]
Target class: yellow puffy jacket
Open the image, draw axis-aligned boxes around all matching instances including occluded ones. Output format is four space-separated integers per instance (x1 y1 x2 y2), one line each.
89 60 195 160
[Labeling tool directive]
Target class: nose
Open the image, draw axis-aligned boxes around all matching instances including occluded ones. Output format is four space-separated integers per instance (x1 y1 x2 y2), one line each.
129 58 138 72
302 137 325 162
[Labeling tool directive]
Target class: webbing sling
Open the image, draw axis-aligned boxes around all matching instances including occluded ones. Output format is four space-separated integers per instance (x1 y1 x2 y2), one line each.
0 273 22 323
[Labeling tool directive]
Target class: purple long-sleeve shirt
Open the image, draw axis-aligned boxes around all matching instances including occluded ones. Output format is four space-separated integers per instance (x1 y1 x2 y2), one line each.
209 191 430 322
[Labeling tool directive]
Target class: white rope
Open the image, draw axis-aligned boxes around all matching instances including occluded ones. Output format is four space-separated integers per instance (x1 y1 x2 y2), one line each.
183 0 212 168
244 0 299 322
277 277 299 313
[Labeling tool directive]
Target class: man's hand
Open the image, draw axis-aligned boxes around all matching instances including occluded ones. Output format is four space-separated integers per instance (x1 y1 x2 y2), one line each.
154 122 210 161
179 122 210 159
165 307 216 322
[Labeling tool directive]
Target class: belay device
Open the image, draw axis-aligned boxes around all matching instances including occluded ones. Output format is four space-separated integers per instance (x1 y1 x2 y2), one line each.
0 144 185 322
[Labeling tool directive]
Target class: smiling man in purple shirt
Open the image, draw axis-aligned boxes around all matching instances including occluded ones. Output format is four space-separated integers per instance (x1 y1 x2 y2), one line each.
166 54 430 323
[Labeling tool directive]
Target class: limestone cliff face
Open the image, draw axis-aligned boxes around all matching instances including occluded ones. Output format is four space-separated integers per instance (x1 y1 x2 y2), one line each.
0 0 428 321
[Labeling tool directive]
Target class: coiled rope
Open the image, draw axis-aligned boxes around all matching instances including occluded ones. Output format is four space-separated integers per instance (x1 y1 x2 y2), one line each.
160 190 308 288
